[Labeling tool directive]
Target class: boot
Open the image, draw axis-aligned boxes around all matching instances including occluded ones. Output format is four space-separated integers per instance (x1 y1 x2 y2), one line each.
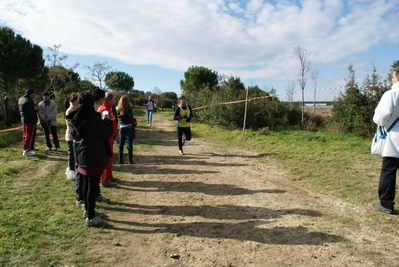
128 148 134 164
118 147 124 164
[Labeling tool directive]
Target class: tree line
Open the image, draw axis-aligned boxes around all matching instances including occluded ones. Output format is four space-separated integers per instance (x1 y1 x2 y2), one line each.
1 26 398 139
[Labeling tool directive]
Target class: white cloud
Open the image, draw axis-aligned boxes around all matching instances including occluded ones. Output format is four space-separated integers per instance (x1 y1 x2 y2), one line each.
0 0 398 89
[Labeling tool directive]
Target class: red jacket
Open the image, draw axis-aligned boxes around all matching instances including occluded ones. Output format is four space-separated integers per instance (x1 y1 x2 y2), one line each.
97 102 118 138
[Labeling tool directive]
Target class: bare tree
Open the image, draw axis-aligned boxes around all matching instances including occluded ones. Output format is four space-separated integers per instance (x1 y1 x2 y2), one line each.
285 80 296 104
84 62 112 89
152 86 162 95
295 45 311 123
310 69 319 114
46 44 79 96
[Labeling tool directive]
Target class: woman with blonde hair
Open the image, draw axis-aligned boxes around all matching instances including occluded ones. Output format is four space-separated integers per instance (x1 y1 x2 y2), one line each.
116 95 135 164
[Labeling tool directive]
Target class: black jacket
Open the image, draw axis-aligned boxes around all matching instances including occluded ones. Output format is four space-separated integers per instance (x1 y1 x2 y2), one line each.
18 95 37 124
68 108 113 169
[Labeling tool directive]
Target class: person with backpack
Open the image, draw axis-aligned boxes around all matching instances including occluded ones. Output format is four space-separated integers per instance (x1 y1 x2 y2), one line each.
372 66 399 214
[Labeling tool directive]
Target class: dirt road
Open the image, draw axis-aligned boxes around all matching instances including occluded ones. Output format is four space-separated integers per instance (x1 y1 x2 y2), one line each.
88 112 398 267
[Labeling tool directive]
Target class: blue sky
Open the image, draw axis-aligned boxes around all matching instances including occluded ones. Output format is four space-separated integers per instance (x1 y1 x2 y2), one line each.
1 0 398 101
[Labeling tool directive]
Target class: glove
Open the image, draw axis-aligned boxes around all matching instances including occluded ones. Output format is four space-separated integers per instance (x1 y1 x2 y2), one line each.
183 116 188 120
186 117 191 122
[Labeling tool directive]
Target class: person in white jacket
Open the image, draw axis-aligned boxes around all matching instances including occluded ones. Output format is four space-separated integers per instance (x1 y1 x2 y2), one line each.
372 66 399 214
38 91 60 151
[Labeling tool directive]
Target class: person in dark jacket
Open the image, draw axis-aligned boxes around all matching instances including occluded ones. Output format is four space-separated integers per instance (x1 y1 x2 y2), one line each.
18 88 38 156
69 91 113 227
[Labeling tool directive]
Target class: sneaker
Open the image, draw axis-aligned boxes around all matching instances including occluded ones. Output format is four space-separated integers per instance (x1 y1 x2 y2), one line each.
110 177 120 183
85 216 106 227
55 147 61 152
83 210 103 218
182 134 186 146
23 151 36 157
372 203 393 214
76 200 85 208
101 181 117 188
129 161 134 164
46 147 52 151
96 194 110 203
179 150 184 155
118 160 124 164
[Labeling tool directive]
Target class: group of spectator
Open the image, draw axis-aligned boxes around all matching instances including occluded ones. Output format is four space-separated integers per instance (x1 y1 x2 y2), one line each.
18 88 194 227
18 87 137 227
18 89 61 157
65 88 137 227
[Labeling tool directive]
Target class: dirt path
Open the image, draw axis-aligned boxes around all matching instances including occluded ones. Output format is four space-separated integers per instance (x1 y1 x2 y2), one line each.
88 113 398 267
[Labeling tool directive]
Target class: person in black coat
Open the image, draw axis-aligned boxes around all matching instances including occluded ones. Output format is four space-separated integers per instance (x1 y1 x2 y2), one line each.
18 88 38 156
68 91 113 227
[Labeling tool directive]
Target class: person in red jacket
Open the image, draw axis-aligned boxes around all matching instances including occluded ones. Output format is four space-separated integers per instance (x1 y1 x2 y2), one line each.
97 92 118 187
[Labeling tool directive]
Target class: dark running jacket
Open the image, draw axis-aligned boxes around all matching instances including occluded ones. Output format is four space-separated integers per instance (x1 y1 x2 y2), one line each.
67 108 113 169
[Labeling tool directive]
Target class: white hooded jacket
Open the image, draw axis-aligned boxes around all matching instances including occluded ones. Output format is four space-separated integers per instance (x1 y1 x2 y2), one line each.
373 82 399 157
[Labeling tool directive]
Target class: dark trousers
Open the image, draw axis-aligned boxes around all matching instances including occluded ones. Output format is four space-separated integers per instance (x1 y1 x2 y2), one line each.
177 127 191 150
82 174 101 220
75 171 84 202
67 141 75 170
41 123 60 149
378 157 399 209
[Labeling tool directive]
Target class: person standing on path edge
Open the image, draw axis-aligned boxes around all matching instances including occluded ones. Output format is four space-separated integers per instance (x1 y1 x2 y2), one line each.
173 96 193 155
372 66 399 214
97 92 118 187
116 95 135 164
70 91 113 227
18 88 38 156
38 91 61 151
145 95 155 126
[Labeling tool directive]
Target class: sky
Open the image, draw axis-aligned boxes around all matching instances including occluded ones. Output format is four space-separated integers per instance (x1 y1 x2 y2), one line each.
1 0 398 101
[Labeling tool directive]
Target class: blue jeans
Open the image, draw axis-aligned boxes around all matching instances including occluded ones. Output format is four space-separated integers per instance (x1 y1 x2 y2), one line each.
119 126 133 162
147 110 153 125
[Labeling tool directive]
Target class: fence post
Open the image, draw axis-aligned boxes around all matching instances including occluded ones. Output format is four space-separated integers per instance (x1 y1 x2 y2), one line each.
242 88 249 139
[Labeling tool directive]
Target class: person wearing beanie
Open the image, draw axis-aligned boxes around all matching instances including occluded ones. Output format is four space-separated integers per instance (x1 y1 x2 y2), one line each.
38 91 61 151
18 89 38 156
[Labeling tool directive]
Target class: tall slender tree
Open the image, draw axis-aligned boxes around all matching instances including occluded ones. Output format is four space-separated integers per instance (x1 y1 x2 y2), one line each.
294 45 311 123
310 69 319 114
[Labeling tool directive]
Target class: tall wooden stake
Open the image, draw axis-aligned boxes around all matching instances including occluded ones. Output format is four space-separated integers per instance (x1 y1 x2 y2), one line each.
242 87 249 139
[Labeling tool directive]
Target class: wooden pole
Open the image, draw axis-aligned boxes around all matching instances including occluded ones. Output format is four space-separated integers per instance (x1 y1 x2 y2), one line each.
242 87 249 139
